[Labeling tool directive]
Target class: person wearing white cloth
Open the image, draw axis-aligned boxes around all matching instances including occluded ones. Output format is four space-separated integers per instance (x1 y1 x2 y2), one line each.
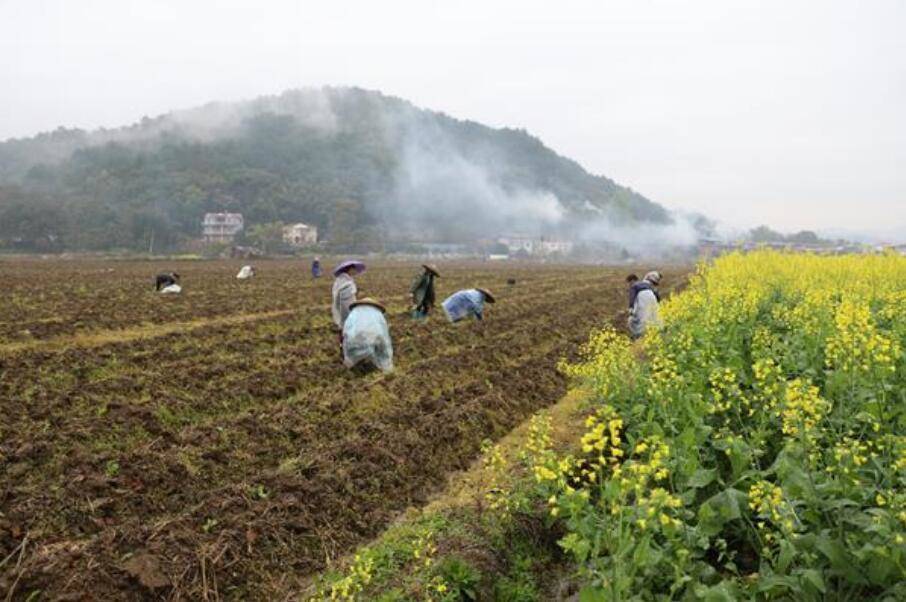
331 260 365 328
236 265 256 279
628 271 662 339
342 298 393 373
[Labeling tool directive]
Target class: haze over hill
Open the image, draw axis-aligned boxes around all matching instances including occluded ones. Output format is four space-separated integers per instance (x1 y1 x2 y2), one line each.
0 87 702 254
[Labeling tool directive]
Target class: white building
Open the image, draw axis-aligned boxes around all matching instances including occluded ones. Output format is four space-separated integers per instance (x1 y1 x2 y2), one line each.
498 235 536 255
283 222 318 246
202 213 244 244
498 234 573 256
539 239 574 255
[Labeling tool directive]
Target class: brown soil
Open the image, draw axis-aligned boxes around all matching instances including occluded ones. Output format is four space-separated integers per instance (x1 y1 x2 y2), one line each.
0 259 687 600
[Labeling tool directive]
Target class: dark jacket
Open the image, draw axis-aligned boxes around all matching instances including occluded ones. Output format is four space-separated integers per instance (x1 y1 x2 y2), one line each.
155 273 178 291
629 281 660 309
410 271 437 312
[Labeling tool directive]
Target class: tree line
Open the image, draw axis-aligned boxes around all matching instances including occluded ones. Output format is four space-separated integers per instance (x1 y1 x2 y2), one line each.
0 88 673 252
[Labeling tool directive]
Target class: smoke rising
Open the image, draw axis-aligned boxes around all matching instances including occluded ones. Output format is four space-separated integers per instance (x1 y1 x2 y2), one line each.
1 87 707 257
386 119 565 241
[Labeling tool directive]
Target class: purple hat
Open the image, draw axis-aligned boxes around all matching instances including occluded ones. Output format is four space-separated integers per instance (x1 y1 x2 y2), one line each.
333 259 366 276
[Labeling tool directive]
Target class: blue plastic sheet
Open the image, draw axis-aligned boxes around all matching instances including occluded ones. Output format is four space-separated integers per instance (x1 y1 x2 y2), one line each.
342 306 394 373
442 289 485 322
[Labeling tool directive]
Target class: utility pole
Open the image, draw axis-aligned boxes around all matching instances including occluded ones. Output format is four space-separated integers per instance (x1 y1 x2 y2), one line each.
149 229 155 255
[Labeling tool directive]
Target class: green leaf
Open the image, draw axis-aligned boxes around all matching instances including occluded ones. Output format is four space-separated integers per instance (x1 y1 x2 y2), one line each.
632 537 652 567
800 569 826 594
559 532 591 563
756 575 797 594
688 468 718 489
815 534 866 584
864 549 895 585
694 580 738 601
578 585 607 602
777 539 795 573
698 488 747 536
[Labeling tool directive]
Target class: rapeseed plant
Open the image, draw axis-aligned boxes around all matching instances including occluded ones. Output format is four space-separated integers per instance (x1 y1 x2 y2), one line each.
547 250 906 600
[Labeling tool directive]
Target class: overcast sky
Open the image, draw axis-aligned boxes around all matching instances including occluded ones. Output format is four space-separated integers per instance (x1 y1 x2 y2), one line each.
1 0 904 237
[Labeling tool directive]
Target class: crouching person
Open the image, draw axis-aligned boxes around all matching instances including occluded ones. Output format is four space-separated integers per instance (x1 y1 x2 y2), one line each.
342 298 394 373
442 288 495 322
155 272 181 293
236 265 256 279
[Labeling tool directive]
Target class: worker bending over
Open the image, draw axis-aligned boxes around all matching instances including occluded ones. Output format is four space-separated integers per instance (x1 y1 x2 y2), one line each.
155 272 180 292
342 298 394 373
236 265 256 279
629 271 662 339
442 288 495 322
332 260 365 328
410 264 440 319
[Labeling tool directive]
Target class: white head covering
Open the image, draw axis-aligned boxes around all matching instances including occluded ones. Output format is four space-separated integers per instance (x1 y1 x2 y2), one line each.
643 271 661 285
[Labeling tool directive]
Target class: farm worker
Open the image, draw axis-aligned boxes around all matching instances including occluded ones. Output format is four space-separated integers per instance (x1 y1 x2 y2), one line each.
311 257 322 279
236 265 256 279
154 272 180 291
332 259 365 328
410 264 440 319
625 273 639 307
342 298 394 373
442 288 495 322
628 271 662 339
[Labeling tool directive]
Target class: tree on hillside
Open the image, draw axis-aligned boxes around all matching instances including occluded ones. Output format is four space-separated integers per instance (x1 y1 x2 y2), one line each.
786 230 821 244
0 186 67 251
748 225 786 242
245 221 286 254
0 88 679 251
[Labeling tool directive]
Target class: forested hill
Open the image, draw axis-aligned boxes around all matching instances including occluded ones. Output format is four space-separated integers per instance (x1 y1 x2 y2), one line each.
0 87 673 251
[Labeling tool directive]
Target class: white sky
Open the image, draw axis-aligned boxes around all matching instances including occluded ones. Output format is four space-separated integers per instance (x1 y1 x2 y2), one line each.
1 0 904 237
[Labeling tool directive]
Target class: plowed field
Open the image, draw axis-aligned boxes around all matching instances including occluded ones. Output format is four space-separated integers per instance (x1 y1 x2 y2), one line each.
0 259 684 600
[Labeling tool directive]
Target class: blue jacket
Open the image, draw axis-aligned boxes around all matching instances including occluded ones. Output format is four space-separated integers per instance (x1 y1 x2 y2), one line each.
442 289 485 322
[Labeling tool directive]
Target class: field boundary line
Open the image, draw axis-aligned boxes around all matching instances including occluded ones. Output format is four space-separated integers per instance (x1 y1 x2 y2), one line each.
0 309 296 356
295 388 592 593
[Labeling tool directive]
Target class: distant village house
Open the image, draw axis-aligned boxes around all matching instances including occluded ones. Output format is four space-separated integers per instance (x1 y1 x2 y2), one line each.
202 212 244 244
498 234 573 256
282 223 318 247
539 239 574 255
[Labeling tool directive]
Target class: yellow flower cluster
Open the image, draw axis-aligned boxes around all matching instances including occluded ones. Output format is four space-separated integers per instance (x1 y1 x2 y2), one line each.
524 414 552 460
646 352 682 402
825 299 901 375
546 250 906 596
894 436 906 472
751 357 782 410
561 327 637 400
749 480 797 538
830 436 872 473
635 486 683 532
708 366 744 415
581 406 624 458
481 441 511 513
412 533 437 568
320 553 375 601
620 437 671 496
780 378 830 438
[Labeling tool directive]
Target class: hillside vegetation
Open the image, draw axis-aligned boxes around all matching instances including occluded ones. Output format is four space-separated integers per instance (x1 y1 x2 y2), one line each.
0 88 671 252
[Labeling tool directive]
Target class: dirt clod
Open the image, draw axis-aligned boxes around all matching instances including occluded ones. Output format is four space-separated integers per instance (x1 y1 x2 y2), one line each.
122 553 170 589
